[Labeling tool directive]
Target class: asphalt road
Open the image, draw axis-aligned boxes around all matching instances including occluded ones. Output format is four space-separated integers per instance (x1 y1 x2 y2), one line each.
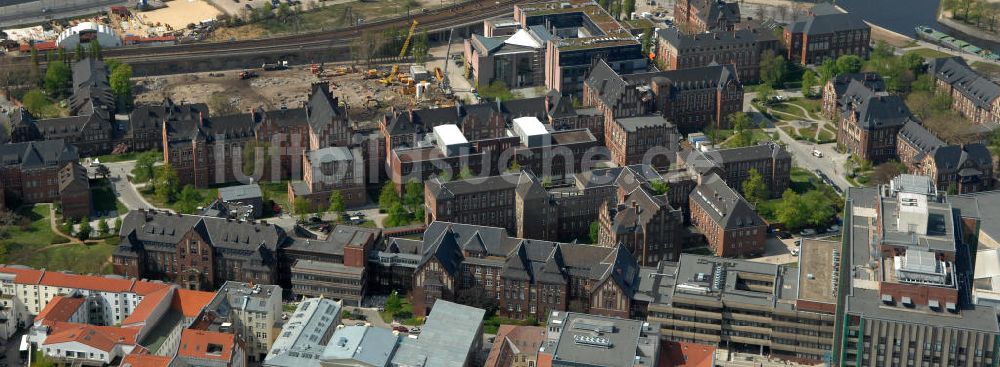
744 91 853 193
98 160 161 212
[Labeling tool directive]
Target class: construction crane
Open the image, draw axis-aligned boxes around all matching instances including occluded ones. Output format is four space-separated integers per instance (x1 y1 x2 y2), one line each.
440 28 454 91
382 19 419 85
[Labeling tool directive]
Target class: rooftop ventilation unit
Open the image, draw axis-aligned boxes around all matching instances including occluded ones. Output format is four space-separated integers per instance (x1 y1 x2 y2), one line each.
573 334 612 348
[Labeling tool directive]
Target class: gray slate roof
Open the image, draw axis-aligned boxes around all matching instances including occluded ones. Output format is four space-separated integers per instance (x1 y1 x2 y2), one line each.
789 11 868 35
930 57 1000 110
218 184 263 201
586 60 738 110
898 121 944 157
689 173 763 229
119 210 284 261
0 139 78 169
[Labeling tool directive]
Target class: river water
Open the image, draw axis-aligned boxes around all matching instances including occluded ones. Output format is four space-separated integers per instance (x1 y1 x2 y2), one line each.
835 0 942 37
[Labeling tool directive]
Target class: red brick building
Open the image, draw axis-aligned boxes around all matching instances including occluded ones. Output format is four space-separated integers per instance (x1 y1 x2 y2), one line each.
689 173 766 257
820 72 884 119
408 222 641 320
836 82 916 163
605 115 679 168
597 187 684 265
784 5 870 65
288 146 367 211
656 27 776 83
673 0 741 34
114 210 285 290
0 140 90 219
930 57 1000 126
583 60 743 133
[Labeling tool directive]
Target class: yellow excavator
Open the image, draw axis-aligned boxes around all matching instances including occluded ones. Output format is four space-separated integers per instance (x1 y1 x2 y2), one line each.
381 19 419 86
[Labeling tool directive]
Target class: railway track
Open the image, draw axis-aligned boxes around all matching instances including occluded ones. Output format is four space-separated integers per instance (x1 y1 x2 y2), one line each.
101 0 523 62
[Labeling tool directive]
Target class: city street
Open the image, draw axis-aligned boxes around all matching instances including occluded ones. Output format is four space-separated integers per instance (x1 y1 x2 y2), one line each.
98 160 161 212
744 91 853 192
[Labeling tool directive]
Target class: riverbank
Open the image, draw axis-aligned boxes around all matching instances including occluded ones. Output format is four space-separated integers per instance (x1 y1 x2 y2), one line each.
936 13 1000 54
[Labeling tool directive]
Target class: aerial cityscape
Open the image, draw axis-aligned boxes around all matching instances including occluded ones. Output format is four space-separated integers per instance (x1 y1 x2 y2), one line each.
2 0 1000 366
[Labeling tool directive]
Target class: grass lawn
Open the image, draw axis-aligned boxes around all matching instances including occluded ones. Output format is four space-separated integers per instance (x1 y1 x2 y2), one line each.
0 205 116 274
972 61 1000 77
141 186 218 214
26 94 69 119
378 298 424 325
908 48 953 59
798 126 818 140
757 168 826 222
769 103 811 120
89 149 157 163
720 129 773 148
817 129 835 143
787 98 822 115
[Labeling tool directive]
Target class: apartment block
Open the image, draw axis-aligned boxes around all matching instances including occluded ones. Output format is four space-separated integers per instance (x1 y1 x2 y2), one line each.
784 5 870 65
197 281 282 362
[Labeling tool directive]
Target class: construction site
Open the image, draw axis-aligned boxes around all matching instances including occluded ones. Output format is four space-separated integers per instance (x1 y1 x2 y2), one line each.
133 22 465 122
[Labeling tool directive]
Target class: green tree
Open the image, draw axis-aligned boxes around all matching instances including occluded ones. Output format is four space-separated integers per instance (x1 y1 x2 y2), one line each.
241 140 270 178
649 179 669 195
775 189 807 229
458 166 473 180
386 290 403 314
43 60 72 96
78 217 93 240
730 112 754 147
755 83 774 104
411 30 430 65
114 217 122 233
329 190 345 216
21 89 50 116
478 81 515 101
801 69 817 97
74 44 84 62
802 190 834 227
589 221 600 243
622 0 636 20
154 164 180 203
598 0 610 10
835 54 864 74
132 151 159 183
403 180 423 210
104 58 122 73
98 218 110 235
742 168 768 206
294 197 311 217
29 46 40 84
759 49 787 87
379 182 399 212
88 40 102 59
640 22 654 55
384 202 411 227
109 62 133 111
818 58 837 85
176 185 203 214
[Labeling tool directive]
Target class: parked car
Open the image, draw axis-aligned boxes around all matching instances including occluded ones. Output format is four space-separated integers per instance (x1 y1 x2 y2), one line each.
776 231 792 239
355 322 366 326
393 326 409 333
800 228 817 236
410 327 421 334
791 248 800 256
795 239 802 246
828 225 841 233
811 149 823 158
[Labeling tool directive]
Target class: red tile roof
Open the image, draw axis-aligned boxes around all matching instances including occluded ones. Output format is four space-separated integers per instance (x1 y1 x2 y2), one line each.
0 267 171 295
171 289 215 318
0 266 44 284
178 329 236 361
122 286 173 327
43 322 140 352
662 341 716 367
121 353 173 367
36 295 85 325
18 41 57 52
40 272 137 293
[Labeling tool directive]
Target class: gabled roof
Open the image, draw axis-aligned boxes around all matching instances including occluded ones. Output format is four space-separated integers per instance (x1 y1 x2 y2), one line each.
690 173 764 230
121 353 173 367
585 60 739 109
171 289 217 318
305 83 346 130
505 29 543 48
789 10 868 35
43 322 139 352
36 295 85 324
471 34 506 54
0 140 78 169
898 121 944 156
119 210 284 257
930 57 1000 110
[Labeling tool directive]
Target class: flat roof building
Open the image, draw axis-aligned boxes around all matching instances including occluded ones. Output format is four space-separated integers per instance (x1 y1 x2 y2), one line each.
263 297 342 367
537 311 660 367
